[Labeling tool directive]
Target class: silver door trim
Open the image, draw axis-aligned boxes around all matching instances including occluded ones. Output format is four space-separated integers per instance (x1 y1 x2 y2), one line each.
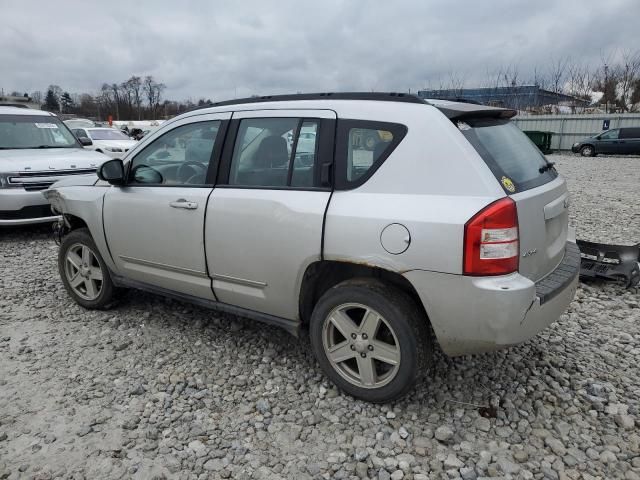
119 255 209 278
211 273 267 288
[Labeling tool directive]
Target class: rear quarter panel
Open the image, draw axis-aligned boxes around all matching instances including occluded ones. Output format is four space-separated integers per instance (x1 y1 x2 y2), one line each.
323 104 504 275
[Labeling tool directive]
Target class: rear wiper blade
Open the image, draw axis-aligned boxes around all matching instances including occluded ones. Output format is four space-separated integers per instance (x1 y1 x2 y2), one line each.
539 161 555 173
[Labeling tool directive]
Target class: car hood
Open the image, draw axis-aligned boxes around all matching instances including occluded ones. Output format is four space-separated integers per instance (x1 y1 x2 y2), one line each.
0 148 108 173
92 139 137 149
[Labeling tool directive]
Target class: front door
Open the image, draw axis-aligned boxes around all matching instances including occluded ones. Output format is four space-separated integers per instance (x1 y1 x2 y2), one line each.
103 113 230 299
206 109 336 319
596 128 621 154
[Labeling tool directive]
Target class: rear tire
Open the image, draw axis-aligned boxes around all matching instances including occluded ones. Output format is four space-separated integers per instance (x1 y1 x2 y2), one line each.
309 279 432 403
580 145 595 157
58 228 117 309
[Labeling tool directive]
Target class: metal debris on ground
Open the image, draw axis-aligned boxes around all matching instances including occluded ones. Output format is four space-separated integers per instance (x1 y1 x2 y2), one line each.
576 239 640 288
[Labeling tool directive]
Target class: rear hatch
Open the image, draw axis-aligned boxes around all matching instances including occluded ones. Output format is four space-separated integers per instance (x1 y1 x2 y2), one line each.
458 117 568 282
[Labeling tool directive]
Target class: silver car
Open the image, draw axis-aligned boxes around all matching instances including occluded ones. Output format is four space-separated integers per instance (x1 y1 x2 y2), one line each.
0 107 107 226
44 93 579 402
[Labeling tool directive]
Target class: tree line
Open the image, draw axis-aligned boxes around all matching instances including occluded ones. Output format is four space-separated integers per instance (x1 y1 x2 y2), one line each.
30 75 212 121
12 50 640 118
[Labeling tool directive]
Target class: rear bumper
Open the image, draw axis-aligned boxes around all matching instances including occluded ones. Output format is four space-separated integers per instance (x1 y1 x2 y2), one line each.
404 241 580 356
571 145 580 153
0 189 58 226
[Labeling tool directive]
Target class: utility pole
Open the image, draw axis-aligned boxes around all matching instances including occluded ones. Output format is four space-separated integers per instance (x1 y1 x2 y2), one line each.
604 64 609 114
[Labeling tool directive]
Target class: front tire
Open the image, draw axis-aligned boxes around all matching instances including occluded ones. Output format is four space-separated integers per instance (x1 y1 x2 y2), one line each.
309 279 432 403
580 145 596 157
58 228 117 309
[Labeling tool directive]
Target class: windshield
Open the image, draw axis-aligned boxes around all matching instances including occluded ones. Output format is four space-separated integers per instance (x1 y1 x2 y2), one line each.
460 119 557 193
88 129 130 141
0 115 79 149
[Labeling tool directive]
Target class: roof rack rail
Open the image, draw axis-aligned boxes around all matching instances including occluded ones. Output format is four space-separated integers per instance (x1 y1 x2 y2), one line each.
191 92 428 110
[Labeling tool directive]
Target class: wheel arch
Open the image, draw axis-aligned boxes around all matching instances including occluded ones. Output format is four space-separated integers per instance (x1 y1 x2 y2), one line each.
298 260 430 329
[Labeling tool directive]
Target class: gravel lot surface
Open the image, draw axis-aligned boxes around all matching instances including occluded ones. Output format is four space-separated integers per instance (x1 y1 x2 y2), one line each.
1 154 639 480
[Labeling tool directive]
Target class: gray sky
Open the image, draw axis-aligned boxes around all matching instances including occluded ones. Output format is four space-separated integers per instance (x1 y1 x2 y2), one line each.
1 0 638 102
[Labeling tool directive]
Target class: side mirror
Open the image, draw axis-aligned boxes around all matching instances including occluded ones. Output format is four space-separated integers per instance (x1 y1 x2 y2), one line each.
97 159 125 185
78 136 93 146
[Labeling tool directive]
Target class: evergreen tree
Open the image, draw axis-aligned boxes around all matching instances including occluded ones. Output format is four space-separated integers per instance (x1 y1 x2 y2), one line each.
60 92 73 113
43 89 59 112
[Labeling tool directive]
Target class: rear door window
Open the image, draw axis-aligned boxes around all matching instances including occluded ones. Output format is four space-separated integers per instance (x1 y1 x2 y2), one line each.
459 119 557 193
335 120 407 189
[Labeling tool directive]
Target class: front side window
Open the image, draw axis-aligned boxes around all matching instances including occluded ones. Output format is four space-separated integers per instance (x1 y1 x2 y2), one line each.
0 115 79 149
599 129 619 140
128 121 220 186
228 117 320 188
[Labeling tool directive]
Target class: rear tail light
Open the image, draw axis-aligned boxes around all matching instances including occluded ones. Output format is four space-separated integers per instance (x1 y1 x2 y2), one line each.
463 198 519 276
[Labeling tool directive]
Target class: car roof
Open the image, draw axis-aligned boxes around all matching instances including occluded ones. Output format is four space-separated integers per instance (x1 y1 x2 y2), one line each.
0 106 56 117
184 92 516 120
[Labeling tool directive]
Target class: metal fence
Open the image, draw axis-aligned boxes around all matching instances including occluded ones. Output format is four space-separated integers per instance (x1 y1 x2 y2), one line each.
513 114 640 151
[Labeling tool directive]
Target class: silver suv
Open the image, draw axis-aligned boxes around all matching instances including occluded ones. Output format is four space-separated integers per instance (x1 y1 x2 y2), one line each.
0 107 106 226
45 93 579 402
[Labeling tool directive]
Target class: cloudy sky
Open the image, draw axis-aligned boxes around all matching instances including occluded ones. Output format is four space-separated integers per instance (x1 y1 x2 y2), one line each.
1 0 638 102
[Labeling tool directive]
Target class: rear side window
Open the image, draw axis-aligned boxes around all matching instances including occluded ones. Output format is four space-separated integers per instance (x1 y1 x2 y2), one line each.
335 120 407 189
620 128 640 139
459 119 557 193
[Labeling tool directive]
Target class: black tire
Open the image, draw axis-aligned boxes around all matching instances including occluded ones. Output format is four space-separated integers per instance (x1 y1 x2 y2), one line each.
58 228 117 309
309 278 432 403
580 145 596 157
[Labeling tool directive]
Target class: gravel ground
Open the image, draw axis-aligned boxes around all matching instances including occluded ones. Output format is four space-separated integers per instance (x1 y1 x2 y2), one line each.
1 154 639 480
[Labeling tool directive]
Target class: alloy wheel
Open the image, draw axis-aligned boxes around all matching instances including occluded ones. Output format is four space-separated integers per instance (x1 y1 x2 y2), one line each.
64 243 104 301
322 303 401 389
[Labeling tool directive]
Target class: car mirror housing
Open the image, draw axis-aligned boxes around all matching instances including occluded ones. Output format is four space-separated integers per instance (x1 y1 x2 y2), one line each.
78 136 93 146
97 159 125 185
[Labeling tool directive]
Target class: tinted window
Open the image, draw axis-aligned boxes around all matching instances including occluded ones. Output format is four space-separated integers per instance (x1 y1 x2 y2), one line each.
347 127 395 182
620 128 640 139
460 119 557 193
129 121 219 186
228 117 320 188
0 115 78 149
599 129 619 140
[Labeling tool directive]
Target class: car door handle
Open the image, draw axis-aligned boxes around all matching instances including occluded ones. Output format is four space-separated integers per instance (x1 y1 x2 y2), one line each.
169 199 198 209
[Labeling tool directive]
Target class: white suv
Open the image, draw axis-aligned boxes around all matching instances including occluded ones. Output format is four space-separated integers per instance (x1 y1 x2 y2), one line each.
0 107 108 226
44 93 579 402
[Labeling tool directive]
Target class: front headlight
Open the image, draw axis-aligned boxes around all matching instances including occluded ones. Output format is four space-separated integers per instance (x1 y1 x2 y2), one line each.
105 147 123 152
0 173 24 189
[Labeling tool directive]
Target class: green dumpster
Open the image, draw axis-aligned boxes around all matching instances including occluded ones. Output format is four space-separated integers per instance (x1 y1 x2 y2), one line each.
523 131 554 154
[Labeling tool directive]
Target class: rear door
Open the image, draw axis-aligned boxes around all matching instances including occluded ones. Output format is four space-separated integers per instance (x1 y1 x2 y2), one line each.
460 119 568 281
206 109 336 319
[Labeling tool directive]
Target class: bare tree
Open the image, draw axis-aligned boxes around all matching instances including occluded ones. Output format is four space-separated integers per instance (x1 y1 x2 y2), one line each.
547 57 568 94
617 50 640 112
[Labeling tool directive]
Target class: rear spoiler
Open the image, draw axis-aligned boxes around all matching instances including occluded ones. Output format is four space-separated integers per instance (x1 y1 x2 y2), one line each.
425 99 517 121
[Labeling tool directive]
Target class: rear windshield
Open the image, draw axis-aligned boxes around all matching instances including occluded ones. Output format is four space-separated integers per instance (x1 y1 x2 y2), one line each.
88 129 130 140
459 119 557 193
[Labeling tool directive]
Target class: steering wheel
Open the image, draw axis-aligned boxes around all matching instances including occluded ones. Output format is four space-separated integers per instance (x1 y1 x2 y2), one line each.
176 161 205 183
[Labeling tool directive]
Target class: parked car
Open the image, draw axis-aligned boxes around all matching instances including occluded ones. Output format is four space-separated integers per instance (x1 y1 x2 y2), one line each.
72 127 138 158
64 118 96 130
44 93 579 402
571 127 640 156
0 107 108 226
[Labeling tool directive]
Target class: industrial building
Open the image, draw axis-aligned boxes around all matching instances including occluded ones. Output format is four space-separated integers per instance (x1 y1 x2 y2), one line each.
417 85 588 111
